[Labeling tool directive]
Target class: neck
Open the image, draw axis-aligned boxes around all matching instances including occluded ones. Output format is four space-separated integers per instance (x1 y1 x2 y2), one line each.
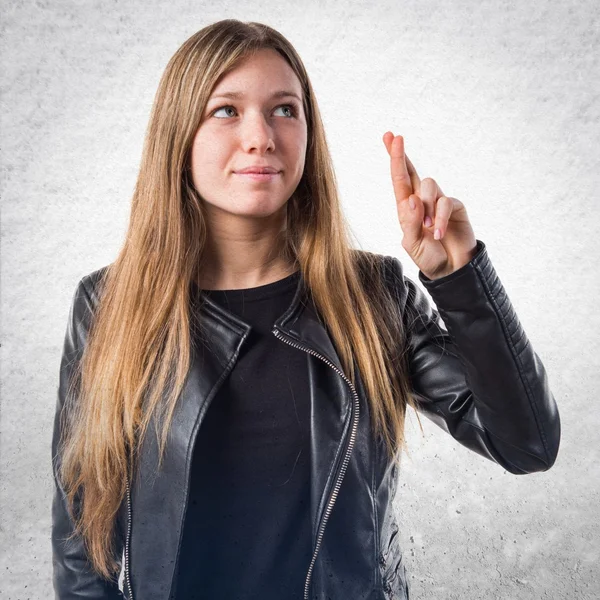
196 232 296 291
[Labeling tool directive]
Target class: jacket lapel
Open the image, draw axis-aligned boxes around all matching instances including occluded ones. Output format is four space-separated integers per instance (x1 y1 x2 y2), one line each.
128 274 355 599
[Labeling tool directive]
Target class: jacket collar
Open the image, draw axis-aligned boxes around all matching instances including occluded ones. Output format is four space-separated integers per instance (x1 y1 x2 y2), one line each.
191 272 345 374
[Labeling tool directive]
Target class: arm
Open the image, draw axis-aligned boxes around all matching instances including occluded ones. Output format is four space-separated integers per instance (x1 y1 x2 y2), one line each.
390 239 560 474
51 276 124 599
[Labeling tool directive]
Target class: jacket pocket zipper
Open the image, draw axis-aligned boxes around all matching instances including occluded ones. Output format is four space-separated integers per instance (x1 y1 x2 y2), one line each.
272 326 361 600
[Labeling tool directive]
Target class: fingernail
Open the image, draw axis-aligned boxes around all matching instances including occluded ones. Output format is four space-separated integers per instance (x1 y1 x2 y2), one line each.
434 228 441 240
409 196 416 210
424 216 432 228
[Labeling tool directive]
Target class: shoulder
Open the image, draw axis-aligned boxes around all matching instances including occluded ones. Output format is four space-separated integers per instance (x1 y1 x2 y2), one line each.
351 248 407 293
59 265 112 363
79 265 111 302
69 265 112 318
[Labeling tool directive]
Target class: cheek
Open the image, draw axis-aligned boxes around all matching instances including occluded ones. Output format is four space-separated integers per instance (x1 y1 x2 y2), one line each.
293 131 308 161
281 133 306 165
191 139 226 178
293 139 308 172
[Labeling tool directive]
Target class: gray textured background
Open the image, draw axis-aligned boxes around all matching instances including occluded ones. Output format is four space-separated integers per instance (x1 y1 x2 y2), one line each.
1 0 599 598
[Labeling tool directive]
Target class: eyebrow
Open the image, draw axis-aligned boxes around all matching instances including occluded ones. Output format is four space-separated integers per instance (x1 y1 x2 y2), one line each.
208 90 303 102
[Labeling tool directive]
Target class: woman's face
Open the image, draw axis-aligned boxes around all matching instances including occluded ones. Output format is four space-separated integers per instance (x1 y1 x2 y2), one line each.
189 48 308 223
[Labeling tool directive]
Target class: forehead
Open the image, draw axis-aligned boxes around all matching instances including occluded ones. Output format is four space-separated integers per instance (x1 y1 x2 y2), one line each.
209 49 302 98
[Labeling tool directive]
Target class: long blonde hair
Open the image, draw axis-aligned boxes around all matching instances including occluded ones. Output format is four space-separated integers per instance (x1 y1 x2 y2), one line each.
57 18 423 581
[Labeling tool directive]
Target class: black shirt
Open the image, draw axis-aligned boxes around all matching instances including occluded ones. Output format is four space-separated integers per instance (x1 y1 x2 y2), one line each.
173 270 313 599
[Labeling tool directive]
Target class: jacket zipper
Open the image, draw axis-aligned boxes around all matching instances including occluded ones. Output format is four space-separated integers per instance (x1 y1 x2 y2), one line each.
272 326 361 600
122 327 360 600
123 478 133 599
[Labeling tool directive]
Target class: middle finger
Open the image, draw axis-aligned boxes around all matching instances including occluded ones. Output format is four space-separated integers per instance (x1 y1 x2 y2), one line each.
404 154 421 198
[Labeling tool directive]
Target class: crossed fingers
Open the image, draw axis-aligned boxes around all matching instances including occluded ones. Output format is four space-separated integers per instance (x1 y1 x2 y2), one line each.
383 132 448 237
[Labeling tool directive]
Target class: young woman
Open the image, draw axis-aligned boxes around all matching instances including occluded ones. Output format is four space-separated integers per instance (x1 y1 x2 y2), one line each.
51 19 561 600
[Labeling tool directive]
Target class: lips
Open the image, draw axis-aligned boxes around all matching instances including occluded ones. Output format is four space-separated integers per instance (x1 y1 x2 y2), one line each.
234 166 280 174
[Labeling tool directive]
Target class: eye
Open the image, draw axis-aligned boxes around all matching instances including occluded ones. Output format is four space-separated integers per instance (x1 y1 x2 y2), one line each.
212 106 237 119
274 104 298 118
211 103 299 119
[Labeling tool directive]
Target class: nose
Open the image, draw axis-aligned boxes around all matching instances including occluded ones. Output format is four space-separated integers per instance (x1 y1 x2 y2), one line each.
239 111 275 153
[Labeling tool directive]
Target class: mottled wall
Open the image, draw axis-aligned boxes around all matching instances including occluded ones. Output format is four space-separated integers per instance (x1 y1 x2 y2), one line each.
1 0 598 598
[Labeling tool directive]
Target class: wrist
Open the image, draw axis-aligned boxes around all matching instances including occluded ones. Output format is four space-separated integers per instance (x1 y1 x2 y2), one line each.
421 240 482 282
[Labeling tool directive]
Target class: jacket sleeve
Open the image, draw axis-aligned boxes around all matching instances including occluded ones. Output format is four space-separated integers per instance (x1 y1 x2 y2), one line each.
51 276 124 599
390 239 560 474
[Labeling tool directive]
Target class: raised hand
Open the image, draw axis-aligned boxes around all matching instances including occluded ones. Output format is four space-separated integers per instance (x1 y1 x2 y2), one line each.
383 132 478 280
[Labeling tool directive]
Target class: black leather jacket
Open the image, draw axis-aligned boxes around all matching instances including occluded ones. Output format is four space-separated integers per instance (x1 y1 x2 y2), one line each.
52 239 560 600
